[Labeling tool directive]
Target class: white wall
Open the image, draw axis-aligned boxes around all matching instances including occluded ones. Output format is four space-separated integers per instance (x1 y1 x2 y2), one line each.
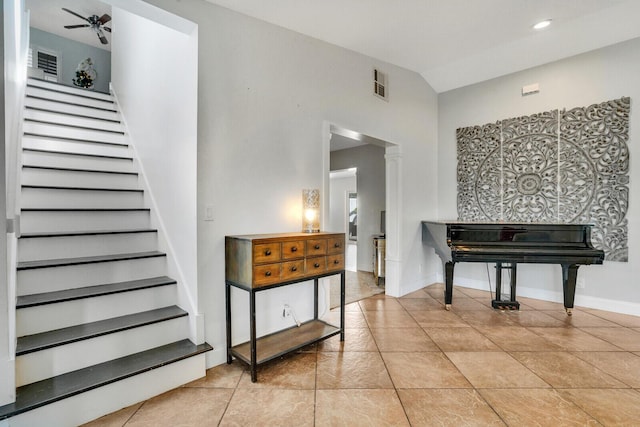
437 37 640 315
331 144 386 272
109 4 201 339
145 0 439 367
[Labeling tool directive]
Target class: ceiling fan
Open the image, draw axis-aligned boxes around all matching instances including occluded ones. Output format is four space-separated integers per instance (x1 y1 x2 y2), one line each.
62 7 112 45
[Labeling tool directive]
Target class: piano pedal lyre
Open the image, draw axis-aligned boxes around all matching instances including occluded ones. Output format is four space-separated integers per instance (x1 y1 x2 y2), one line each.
491 300 520 310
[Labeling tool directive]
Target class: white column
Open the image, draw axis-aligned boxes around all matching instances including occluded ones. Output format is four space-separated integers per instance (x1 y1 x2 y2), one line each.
384 146 402 297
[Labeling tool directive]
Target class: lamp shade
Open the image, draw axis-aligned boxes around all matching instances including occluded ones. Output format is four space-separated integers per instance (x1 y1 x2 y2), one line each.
302 189 320 233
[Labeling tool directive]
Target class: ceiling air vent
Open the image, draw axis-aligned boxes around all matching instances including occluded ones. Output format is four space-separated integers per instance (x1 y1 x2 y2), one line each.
373 68 387 100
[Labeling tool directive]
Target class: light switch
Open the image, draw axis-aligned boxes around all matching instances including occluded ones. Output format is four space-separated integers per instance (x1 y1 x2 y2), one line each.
205 204 214 221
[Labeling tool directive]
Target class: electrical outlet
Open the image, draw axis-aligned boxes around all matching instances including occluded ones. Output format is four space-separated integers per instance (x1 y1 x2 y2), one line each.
204 204 214 221
282 304 291 317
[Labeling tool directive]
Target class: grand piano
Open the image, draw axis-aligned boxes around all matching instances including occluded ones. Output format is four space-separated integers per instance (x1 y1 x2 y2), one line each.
422 221 605 315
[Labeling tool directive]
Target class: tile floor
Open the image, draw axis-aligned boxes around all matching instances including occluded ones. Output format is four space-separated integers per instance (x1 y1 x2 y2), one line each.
84 283 640 426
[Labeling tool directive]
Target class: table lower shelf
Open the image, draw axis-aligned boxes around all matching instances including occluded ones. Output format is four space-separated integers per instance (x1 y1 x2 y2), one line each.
230 319 340 366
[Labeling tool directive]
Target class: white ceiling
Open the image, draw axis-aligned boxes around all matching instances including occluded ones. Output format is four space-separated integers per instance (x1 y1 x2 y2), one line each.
204 0 640 93
27 0 112 51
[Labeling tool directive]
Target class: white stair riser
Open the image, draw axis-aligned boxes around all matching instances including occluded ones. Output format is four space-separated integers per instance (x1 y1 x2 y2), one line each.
25 96 119 121
24 109 123 133
23 122 125 145
6 355 206 427
17 256 167 295
18 232 158 262
22 135 130 157
22 167 138 189
26 86 115 110
16 316 188 386
21 188 144 209
20 210 150 233
27 79 114 102
22 150 134 172
17 284 177 336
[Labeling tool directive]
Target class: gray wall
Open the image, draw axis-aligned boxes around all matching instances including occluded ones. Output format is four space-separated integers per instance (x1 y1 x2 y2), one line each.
30 27 111 93
331 144 386 272
437 37 640 314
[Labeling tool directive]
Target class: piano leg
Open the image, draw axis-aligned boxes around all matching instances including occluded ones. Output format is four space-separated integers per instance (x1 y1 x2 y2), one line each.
561 264 579 316
444 261 455 310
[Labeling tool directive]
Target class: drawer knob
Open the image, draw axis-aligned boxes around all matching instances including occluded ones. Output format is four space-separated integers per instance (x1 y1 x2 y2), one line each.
291 246 298 252
314 244 320 249
265 249 272 256
334 259 340 264
314 262 320 268
334 243 341 248
265 271 272 277
291 266 297 272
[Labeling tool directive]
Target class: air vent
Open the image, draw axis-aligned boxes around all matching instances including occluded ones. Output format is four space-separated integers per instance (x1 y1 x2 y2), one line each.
28 47 59 82
373 68 387 100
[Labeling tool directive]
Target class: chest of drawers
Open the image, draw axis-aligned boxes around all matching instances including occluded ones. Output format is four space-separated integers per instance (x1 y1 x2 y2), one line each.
225 232 345 382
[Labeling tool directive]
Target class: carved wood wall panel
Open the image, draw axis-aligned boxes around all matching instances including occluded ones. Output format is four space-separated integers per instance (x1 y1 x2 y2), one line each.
456 97 630 261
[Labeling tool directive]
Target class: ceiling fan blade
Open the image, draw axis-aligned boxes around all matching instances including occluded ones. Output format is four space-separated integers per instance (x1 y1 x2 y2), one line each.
102 27 112 33
96 29 109 44
98 14 112 25
64 24 90 29
61 8 89 22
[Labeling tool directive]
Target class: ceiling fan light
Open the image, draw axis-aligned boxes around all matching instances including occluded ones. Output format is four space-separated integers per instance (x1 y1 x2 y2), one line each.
533 19 552 30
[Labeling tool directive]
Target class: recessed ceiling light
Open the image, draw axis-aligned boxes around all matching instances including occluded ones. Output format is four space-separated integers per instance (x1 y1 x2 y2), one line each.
533 19 552 30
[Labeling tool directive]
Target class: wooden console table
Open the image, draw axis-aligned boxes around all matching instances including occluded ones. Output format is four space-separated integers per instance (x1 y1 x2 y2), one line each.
225 232 345 382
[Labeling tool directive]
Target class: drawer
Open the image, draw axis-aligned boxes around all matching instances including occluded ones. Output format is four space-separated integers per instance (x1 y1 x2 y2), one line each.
306 239 327 256
281 260 305 281
253 263 282 286
282 240 305 259
305 256 327 275
327 254 345 271
327 237 345 254
254 243 281 264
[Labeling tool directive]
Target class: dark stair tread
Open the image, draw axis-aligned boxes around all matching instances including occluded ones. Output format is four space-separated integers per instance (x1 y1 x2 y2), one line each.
21 208 150 212
0 339 212 420
16 306 187 355
27 83 114 102
27 78 111 96
22 184 143 193
17 251 165 270
24 118 125 135
17 276 176 308
22 165 137 175
25 106 121 123
23 147 133 161
20 228 156 238
23 132 128 147
25 95 118 113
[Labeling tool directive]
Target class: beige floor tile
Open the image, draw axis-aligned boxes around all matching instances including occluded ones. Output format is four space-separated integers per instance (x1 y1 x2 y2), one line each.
321 310 369 329
381 352 471 388
528 327 622 351
449 297 493 311
359 297 405 311
509 310 569 327
398 389 505 426
424 327 501 351
545 309 619 327
184 361 244 389
583 309 640 327
344 301 363 312
517 296 567 311
446 351 549 388
363 309 420 328
456 287 493 299
510 351 628 388
316 352 393 389
479 389 599 426
371 327 439 352
474 325 563 351
409 310 469 328
456 310 519 327
125 388 233 427
398 297 443 311
579 326 640 351
315 389 409 426
400 289 432 299
572 351 640 387
236 352 316 389
560 388 640 426
80 403 143 427
318 327 378 352
220 388 314 427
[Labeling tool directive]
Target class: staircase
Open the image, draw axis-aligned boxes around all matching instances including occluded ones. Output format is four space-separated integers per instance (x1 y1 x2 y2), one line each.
0 79 211 426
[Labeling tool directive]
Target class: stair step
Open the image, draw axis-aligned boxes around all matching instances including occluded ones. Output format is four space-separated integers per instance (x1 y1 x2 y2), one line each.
21 208 149 211
25 106 121 123
24 118 125 135
25 95 119 122
22 184 142 193
27 78 112 100
23 132 128 147
0 339 212 420
16 306 187 356
21 165 139 189
20 228 155 238
23 147 132 161
23 121 126 145
17 251 165 271
25 87 116 113
23 164 137 176
16 276 176 308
